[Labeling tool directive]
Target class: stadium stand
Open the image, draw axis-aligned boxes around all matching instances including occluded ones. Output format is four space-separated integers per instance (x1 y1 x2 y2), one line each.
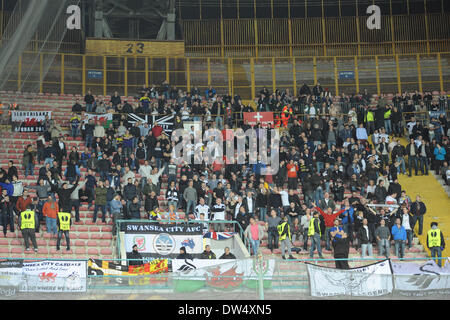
0 87 447 264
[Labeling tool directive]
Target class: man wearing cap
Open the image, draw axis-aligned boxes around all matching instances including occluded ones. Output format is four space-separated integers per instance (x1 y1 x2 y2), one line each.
427 222 445 267
128 244 144 266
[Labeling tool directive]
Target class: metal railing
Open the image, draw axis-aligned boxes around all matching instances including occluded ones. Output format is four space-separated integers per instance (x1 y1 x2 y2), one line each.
0 256 448 299
181 13 450 58
1 51 449 100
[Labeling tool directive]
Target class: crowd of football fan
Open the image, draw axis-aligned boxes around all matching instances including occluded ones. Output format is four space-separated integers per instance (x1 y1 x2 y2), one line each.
0 82 449 261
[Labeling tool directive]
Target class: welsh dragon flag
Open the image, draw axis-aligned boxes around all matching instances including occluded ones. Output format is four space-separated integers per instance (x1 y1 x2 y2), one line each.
203 232 236 240
172 259 275 292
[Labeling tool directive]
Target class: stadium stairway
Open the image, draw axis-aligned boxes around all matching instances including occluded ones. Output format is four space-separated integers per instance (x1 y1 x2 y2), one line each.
396 137 450 259
0 130 187 260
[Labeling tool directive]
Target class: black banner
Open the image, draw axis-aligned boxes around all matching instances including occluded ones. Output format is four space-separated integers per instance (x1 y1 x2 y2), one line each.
11 122 46 132
127 113 174 134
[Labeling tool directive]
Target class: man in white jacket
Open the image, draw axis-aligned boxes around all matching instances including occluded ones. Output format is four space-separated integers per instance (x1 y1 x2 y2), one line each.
121 166 135 188
93 121 105 138
138 160 152 187
146 165 165 187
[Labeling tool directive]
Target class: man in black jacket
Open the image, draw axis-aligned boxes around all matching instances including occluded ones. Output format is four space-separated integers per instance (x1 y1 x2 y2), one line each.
176 247 193 260
84 119 95 149
200 245 216 259
123 178 137 207
410 195 427 235
357 218 374 258
128 245 144 266
333 233 350 269
53 177 79 213
219 247 237 259
97 154 111 181
72 99 83 113
405 138 419 177
84 90 95 112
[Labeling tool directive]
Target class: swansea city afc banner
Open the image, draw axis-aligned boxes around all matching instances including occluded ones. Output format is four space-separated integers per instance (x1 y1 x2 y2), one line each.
123 222 203 259
171 259 275 292
391 259 450 296
11 111 51 132
20 260 87 293
306 259 393 297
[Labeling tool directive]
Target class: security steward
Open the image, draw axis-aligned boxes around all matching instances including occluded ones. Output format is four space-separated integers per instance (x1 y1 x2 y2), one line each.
56 211 72 251
18 204 39 252
308 210 324 259
427 222 445 267
278 216 295 260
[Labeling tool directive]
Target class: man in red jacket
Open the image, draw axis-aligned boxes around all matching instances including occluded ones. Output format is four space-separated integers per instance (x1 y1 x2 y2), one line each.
312 203 346 251
151 121 163 138
286 160 299 191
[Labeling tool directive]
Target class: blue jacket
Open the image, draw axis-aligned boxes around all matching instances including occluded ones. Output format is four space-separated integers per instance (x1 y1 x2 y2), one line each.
330 226 343 241
0 182 13 196
434 147 446 161
110 199 123 214
340 207 354 225
85 175 97 189
252 162 266 175
391 225 407 241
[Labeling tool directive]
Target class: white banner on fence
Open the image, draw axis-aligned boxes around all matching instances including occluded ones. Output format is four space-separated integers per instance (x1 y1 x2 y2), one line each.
20 260 87 292
0 260 23 288
306 260 393 297
172 259 275 281
11 111 52 122
391 259 450 295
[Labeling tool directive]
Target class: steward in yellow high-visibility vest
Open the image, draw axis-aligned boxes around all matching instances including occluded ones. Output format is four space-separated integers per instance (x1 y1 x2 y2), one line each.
308 211 324 259
18 208 39 252
366 110 374 122
427 222 445 267
308 215 321 237
56 212 72 251
277 216 294 260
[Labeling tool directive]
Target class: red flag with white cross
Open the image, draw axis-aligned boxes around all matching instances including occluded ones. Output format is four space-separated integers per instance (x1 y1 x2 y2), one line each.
243 112 274 127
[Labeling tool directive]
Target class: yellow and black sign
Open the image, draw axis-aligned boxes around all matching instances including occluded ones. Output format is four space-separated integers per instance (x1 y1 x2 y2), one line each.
85 38 185 56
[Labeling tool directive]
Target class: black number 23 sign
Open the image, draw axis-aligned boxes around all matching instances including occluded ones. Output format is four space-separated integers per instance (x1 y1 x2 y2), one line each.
126 42 145 54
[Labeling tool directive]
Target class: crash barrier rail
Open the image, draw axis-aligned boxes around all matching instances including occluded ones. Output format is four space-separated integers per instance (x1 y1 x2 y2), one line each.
0 256 448 299
72 109 450 133
1 51 450 99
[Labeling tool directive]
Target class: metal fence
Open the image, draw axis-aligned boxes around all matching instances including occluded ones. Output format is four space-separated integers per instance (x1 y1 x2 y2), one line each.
2 51 450 100
181 13 450 58
0 256 448 300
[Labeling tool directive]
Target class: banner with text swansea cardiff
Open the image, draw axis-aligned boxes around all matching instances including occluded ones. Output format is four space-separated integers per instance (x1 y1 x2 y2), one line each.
306 260 393 297
20 260 87 293
123 222 203 259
